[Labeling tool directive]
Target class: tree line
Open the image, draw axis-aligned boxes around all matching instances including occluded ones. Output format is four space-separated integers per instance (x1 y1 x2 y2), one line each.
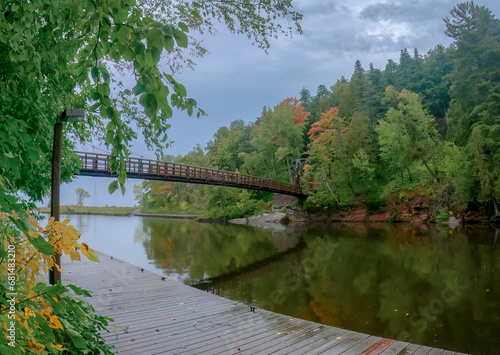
136 2 500 220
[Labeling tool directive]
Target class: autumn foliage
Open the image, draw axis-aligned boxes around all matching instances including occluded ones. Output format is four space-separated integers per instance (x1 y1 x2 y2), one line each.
0 210 112 354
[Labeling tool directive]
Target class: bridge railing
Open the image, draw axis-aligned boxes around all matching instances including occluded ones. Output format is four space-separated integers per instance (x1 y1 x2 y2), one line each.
76 151 302 195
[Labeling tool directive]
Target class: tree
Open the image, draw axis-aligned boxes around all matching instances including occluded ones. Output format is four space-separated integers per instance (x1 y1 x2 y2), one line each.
243 98 309 183
299 87 312 107
378 87 443 184
444 1 500 145
75 187 91 206
443 2 500 208
206 120 253 171
304 107 376 207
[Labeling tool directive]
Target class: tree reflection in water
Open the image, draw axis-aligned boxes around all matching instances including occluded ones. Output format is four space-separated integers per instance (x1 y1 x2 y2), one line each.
141 218 499 354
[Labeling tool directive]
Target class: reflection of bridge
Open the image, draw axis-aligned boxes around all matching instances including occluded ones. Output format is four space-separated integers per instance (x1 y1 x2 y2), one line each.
75 151 306 198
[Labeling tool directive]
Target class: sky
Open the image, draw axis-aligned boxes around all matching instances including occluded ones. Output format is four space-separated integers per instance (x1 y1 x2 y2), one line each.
57 0 500 207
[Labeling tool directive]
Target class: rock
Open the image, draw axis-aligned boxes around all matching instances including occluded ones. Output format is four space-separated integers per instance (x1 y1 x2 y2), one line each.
230 218 248 225
368 211 391 222
229 212 289 230
345 209 367 221
286 208 308 223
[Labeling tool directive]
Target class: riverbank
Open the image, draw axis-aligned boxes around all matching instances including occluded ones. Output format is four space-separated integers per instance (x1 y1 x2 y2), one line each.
285 195 499 225
37 205 136 216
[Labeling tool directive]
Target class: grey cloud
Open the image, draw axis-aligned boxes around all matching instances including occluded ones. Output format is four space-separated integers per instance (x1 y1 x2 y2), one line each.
359 1 454 24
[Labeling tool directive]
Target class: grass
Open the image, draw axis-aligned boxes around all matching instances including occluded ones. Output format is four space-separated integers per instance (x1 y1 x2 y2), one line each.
37 205 137 216
141 206 199 216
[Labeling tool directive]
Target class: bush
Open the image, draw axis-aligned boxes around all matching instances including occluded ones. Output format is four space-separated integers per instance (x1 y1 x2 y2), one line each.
0 210 114 354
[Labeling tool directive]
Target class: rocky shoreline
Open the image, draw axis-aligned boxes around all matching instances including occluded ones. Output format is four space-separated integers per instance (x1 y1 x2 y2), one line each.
230 196 499 228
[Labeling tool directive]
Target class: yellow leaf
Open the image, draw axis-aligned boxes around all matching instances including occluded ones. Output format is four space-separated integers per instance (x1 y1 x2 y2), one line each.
81 243 99 262
70 250 81 261
87 248 100 262
28 231 39 238
51 344 64 351
62 219 70 225
48 315 63 329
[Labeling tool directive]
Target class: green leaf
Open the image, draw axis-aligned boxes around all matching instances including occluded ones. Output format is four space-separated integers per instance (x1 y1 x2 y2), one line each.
173 30 188 48
147 28 163 49
151 46 161 64
108 180 119 194
140 93 158 117
27 234 55 255
106 130 114 145
66 329 87 349
117 25 131 43
117 44 135 61
174 82 187 97
118 170 126 185
68 284 92 297
178 22 189 32
89 102 101 112
91 66 99 81
32 282 48 293
163 35 174 52
106 121 116 131
132 84 145 95
45 282 67 297
161 24 174 36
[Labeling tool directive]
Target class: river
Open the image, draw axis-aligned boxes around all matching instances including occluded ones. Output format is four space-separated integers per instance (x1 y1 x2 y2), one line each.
49 214 499 354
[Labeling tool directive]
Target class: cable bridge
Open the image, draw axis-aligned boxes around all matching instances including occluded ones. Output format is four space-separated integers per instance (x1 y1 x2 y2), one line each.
75 151 306 198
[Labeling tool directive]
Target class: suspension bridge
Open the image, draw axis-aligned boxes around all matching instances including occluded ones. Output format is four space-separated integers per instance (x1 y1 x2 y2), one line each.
75 151 306 198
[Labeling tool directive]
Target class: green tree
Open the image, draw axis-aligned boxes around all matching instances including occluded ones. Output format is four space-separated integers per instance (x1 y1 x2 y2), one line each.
444 1 500 145
378 87 443 185
206 120 253 171
243 98 309 183
75 187 91 206
304 107 376 207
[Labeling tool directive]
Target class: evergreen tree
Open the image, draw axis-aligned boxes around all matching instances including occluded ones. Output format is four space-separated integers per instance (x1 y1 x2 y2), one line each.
444 1 500 145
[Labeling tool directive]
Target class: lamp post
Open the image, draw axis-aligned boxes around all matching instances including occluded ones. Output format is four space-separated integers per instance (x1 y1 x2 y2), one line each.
49 108 86 285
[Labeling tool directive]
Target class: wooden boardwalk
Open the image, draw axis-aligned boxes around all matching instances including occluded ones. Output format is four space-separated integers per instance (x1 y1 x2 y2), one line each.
61 252 469 355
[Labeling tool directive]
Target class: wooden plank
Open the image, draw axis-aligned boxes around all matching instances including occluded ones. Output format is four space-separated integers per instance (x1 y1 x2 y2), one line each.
279 328 353 355
259 326 348 355
378 341 409 355
412 346 434 355
339 336 383 354
225 320 325 355
303 331 368 355
426 349 444 355
404 343 425 354
359 338 395 354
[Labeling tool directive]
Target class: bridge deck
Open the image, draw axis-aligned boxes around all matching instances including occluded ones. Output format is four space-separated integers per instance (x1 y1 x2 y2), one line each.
61 251 469 355
75 151 306 198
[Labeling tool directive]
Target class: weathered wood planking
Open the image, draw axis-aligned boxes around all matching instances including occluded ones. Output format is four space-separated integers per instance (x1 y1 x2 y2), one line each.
60 252 469 355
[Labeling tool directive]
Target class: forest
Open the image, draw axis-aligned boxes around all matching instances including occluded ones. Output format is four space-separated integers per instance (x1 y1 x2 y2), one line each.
135 2 500 222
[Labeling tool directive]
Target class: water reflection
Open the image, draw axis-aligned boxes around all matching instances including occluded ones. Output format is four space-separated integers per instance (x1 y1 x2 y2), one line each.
61 213 499 354
140 218 303 285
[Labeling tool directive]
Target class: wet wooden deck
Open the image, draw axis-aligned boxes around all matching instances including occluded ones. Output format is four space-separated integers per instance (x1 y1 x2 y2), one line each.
61 252 469 355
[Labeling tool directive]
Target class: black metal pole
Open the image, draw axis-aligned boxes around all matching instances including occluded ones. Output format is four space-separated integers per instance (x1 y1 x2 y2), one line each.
49 121 63 285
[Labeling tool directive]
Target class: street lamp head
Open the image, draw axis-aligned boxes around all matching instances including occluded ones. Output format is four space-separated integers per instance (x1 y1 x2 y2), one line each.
58 108 86 123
